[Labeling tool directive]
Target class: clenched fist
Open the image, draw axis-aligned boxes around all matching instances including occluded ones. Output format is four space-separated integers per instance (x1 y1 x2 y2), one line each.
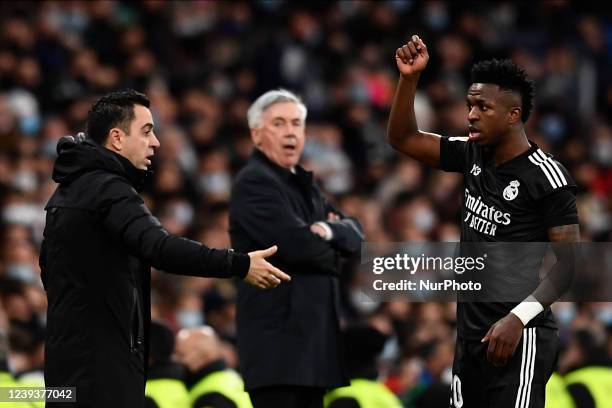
395 35 429 78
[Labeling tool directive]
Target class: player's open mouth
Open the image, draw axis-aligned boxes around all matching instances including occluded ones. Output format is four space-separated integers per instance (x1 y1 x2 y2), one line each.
283 145 296 153
468 127 482 140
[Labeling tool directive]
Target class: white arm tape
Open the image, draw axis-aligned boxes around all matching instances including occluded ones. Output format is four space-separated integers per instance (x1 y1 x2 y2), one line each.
510 295 544 326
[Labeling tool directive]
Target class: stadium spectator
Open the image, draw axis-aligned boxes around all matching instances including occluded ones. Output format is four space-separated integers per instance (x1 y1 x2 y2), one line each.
145 321 190 408
174 325 252 408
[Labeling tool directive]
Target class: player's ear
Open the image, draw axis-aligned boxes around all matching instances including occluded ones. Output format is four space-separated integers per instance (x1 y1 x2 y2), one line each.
508 106 522 125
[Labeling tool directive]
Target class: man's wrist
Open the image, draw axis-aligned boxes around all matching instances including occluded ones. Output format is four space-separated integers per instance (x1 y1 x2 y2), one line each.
313 222 334 241
229 250 250 279
510 295 544 326
400 72 421 82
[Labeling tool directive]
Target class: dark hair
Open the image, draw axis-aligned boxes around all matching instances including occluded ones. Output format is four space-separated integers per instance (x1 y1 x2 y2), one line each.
149 321 175 364
86 89 150 144
470 59 535 123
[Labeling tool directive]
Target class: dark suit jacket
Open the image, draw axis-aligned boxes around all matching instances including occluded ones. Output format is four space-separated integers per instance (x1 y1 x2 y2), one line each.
229 149 364 391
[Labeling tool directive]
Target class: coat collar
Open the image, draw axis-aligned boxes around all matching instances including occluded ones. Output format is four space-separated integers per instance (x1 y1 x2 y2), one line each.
106 147 152 192
251 148 313 185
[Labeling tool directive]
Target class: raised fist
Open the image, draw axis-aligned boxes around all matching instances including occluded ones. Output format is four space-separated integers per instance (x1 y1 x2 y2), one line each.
395 35 429 78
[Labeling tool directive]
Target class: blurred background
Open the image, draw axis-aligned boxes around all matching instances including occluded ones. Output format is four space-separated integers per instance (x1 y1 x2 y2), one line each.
0 1 610 406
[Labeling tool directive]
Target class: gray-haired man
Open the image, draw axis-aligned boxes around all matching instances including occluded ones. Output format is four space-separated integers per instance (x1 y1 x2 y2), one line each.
229 89 364 408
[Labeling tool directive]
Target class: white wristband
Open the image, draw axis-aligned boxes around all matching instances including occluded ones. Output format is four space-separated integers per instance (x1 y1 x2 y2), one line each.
510 295 544 326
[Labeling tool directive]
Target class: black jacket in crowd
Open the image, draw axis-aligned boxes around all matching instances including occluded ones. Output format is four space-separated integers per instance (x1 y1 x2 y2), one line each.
229 149 364 391
40 138 250 407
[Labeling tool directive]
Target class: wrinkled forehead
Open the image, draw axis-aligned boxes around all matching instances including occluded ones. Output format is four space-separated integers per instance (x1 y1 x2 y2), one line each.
262 101 304 121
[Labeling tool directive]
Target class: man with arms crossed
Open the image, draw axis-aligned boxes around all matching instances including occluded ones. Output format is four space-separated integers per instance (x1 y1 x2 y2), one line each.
387 36 579 408
230 89 364 408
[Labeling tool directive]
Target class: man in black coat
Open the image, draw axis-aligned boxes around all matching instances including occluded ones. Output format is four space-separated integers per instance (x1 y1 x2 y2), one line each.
40 90 289 408
229 89 364 408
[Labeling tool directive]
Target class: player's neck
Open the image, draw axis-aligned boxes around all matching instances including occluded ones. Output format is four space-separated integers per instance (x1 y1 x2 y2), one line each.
493 130 531 166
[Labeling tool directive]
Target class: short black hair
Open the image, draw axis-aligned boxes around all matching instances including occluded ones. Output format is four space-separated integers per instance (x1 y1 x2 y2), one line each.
470 59 535 123
149 321 175 364
86 89 150 144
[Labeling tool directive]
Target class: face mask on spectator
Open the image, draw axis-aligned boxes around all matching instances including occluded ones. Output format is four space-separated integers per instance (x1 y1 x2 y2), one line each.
43 139 60 157
556 303 576 326
593 138 612 166
169 202 194 226
595 305 612 326
349 288 380 315
198 171 231 195
413 208 436 233
3 203 40 226
176 309 204 329
12 170 38 193
20 115 41 136
7 262 37 284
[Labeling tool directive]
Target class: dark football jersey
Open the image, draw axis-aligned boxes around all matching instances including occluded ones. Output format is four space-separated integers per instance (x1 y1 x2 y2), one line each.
440 136 579 339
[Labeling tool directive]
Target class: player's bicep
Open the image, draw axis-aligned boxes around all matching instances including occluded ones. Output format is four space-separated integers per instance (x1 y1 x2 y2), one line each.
547 224 580 242
390 130 442 168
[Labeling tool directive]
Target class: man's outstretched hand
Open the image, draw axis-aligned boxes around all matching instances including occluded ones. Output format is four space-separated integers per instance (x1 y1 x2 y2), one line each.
481 313 524 367
395 35 429 78
246 245 291 289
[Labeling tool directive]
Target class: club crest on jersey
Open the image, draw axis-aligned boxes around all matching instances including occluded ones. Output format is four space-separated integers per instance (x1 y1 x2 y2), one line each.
503 180 520 201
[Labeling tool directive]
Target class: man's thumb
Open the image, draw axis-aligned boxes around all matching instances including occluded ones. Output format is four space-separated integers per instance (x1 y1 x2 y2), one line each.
260 245 278 258
481 327 493 343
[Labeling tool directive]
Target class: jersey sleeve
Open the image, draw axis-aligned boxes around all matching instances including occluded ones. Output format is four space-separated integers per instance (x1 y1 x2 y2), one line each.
527 149 579 228
536 188 579 228
440 136 470 173
525 149 577 200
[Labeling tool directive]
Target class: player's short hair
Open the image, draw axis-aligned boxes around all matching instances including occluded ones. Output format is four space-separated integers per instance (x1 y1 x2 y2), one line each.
247 89 307 129
470 59 535 123
86 89 150 144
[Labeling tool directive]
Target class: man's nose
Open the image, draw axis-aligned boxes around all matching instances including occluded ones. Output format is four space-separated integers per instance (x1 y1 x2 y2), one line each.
151 134 161 148
468 107 479 123
283 123 296 136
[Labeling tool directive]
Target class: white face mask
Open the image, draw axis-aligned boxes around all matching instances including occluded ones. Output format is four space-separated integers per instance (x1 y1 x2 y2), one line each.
595 305 612 326
413 207 436 233
198 172 231 195
12 171 38 193
176 309 204 329
7 262 37 284
169 202 194 226
555 303 576 326
349 288 380 315
593 138 612 166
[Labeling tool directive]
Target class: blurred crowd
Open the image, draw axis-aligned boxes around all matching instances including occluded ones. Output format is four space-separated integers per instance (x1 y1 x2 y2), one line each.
0 1 610 406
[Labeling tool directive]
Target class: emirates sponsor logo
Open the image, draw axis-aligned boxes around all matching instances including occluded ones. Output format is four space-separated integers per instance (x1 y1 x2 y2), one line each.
464 189 512 236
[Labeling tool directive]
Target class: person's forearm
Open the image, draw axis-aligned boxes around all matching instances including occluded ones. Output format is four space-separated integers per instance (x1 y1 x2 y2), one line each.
146 230 250 278
387 74 421 149
531 244 575 308
511 243 576 325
